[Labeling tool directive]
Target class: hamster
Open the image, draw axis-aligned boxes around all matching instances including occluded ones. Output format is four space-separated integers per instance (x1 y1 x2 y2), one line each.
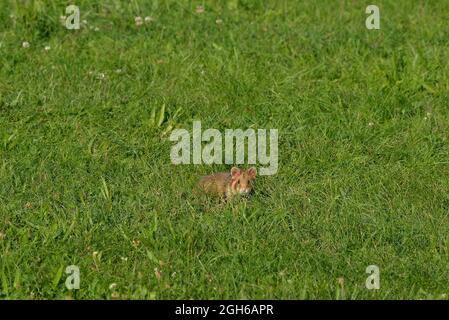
198 167 257 199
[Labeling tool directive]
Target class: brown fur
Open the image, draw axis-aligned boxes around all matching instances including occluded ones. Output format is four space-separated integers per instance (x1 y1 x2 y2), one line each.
197 167 257 200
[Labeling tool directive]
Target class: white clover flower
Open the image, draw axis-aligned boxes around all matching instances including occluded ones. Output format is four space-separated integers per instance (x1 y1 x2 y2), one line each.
144 16 154 23
22 41 30 48
44 45 51 51
109 283 117 290
135 16 143 26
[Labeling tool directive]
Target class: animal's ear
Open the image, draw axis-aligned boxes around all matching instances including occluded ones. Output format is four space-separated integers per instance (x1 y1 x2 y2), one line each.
247 167 257 179
231 167 241 179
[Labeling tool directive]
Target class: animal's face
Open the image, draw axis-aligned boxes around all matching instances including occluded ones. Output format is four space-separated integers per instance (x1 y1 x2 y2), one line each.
230 167 257 195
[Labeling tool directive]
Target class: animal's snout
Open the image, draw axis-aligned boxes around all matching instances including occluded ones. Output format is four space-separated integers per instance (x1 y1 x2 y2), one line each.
239 188 252 195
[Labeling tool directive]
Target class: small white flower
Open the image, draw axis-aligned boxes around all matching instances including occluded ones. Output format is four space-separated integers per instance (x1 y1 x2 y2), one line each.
94 27 99 32
368 122 374 127
109 283 117 290
135 16 143 26
120 256 128 261
216 19 223 24
97 73 105 80
196 5 205 13
44 45 51 51
144 16 154 23
22 41 30 48
60 15 67 25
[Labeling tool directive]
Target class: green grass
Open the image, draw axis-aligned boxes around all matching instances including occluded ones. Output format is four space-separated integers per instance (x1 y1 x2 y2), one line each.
1 0 449 299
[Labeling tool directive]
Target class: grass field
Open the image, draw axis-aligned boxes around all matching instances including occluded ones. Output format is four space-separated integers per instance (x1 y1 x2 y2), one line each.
1 0 449 299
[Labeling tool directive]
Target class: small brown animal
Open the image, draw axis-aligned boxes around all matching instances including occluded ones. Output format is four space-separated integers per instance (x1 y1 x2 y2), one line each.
198 167 257 199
